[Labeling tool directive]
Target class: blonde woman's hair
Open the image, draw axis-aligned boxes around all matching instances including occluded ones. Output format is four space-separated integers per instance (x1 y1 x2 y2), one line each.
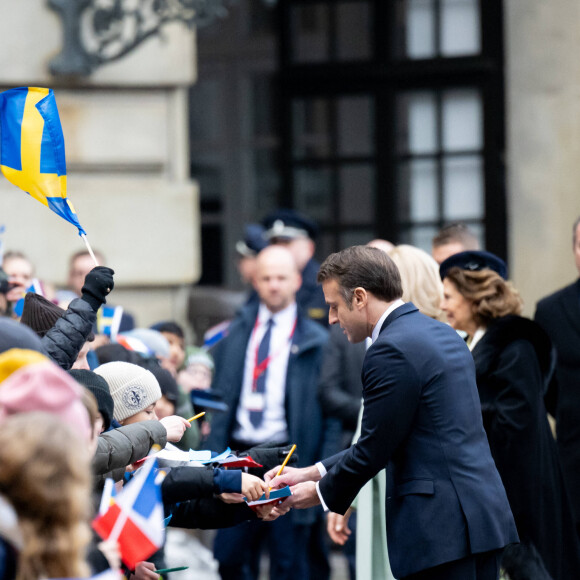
444 267 523 326
387 245 445 321
0 412 91 580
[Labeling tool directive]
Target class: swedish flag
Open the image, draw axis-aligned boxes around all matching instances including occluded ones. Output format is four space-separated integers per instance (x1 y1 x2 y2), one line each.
0 87 86 235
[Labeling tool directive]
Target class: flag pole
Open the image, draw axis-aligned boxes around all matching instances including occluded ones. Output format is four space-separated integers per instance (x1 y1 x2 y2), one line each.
81 233 99 266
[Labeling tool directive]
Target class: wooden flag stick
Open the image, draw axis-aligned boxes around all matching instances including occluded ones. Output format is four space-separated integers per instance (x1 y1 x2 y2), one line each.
81 233 99 266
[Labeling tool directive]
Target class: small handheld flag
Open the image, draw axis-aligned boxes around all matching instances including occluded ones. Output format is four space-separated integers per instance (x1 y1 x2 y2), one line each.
0 87 86 236
92 457 165 569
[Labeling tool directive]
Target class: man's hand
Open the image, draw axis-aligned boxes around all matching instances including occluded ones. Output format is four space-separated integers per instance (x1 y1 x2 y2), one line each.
159 415 190 442
81 266 115 311
264 464 321 489
327 508 352 545
288 481 320 509
241 473 267 502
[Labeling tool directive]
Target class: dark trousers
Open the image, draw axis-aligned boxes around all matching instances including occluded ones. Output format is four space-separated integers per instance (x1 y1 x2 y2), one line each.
215 516 297 580
214 514 329 580
402 549 502 580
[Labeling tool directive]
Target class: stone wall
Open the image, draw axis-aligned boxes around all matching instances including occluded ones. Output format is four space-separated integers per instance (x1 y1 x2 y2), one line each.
506 0 580 315
0 2 200 328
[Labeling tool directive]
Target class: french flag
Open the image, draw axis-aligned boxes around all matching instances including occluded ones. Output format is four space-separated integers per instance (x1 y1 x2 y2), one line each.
93 458 165 570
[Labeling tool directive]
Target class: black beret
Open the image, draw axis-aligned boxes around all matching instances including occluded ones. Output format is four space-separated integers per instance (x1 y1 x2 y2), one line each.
439 251 507 281
262 209 319 241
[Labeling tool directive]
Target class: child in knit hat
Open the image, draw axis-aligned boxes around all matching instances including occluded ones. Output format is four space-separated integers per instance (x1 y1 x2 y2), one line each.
178 347 214 393
95 361 172 426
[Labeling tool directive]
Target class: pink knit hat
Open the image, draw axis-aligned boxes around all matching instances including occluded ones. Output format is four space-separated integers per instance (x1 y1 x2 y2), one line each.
0 361 92 441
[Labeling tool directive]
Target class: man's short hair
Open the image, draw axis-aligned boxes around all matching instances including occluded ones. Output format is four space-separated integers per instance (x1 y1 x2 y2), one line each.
432 223 480 250
317 246 403 306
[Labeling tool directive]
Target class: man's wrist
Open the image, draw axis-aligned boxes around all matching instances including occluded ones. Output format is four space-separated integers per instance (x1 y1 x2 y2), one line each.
305 464 323 482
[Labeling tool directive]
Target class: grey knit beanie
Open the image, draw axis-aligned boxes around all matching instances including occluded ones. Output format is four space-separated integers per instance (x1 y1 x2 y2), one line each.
94 361 161 422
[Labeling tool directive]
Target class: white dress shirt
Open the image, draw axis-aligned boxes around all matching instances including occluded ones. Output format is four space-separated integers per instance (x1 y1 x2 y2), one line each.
233 302 297 445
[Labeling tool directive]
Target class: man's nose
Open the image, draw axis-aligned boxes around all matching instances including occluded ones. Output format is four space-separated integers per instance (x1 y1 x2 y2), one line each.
329 312 338 325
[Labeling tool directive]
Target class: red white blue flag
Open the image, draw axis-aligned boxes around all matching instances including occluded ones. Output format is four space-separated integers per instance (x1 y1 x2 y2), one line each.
92 458 165 569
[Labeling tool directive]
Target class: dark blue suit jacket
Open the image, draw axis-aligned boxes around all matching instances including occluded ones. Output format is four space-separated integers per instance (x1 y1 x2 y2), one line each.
319 303 518 577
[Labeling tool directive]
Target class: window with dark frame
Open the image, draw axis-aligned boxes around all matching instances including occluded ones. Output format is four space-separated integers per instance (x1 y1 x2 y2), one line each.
278 0 505 259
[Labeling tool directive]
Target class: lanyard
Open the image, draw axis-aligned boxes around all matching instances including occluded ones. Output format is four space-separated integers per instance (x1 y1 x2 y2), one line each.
252 315 297 387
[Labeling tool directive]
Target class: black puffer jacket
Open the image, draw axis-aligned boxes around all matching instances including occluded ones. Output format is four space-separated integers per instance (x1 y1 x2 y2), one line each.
41 298 95 370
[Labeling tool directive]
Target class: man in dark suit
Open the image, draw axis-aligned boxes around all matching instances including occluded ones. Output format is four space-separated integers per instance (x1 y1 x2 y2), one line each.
534 215 580 536
266 245 518 580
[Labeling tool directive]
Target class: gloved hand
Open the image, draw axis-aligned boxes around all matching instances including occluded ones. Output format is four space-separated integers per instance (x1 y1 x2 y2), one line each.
81 266 115 312
240 444 299 478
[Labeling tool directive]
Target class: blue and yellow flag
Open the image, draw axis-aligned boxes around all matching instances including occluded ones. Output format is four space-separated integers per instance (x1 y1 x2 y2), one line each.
0 87 86 235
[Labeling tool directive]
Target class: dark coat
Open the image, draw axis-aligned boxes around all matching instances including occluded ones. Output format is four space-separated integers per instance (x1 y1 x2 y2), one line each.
317 324 364 453
203 300 329 525
472 315 580 580
319 303 518 578
297 257 329 327
41 297 95 370
535 280 580 528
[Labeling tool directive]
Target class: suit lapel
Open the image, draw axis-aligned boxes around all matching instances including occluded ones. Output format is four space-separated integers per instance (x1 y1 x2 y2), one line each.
379 302 418 335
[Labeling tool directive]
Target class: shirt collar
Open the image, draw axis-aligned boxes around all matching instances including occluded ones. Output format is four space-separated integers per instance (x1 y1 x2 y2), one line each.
371 299 405 344
258 301 297 327
467 327 486 351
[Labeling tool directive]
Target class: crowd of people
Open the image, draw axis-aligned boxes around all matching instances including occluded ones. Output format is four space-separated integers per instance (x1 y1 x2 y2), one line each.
1 209 580 580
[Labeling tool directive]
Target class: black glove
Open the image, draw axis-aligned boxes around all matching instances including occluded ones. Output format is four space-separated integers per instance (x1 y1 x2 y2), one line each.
81 266 115 312
239 444 299 478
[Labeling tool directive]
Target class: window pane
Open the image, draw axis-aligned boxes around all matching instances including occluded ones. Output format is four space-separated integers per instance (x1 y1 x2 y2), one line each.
340 229 375 249
400 225 439 253
317 232 338 263
406 0 436 59
443 155 484 219
294 166 334 222
397 92 437 154
251 148 280 213
291 4 330 63
339 165 375 223
441 0 481 56
337 96 374 156
251 76 276 138
398 159 438 221
292 99 332 158
190 155 223 203
248 0 276 36
442 89 482 151
337 2 373 61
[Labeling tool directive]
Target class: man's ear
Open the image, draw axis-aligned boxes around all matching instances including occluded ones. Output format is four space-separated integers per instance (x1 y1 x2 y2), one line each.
352 287 367 309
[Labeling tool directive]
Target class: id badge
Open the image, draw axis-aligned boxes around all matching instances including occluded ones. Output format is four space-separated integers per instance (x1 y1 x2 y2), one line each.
247 392 265 411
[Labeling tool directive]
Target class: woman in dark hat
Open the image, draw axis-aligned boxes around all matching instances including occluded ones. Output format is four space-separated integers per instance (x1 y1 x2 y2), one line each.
440 251 580 580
